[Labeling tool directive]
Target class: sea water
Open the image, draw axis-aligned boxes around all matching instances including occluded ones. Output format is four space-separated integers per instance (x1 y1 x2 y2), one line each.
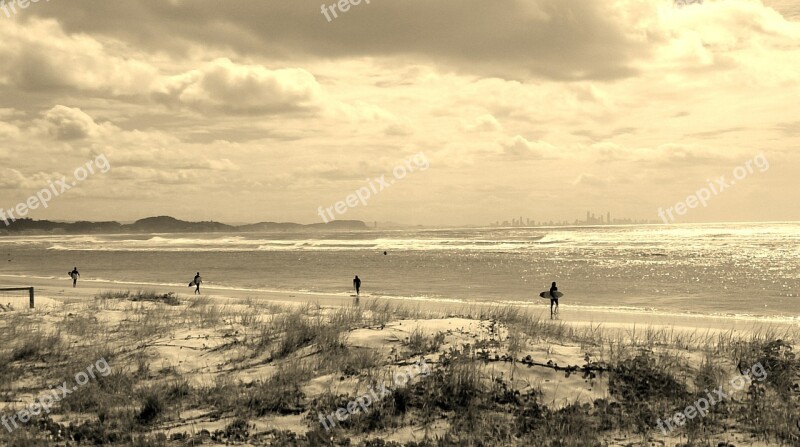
0 222 798 320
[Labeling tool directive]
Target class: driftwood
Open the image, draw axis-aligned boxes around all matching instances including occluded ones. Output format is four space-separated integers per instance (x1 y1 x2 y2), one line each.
477 352 610 377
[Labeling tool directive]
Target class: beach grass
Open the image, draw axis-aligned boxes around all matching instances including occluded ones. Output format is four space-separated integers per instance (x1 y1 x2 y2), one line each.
0 292 797 446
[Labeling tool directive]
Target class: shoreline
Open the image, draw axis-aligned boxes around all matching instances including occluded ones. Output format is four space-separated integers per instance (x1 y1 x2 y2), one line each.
1 274 796 446
3 275 797 336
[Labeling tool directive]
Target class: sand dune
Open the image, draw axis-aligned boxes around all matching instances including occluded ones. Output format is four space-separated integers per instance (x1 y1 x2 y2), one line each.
0 278 797 445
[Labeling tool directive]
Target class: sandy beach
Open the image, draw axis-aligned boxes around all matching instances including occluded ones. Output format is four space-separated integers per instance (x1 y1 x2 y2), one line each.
8 274 797 336
1 275 798 446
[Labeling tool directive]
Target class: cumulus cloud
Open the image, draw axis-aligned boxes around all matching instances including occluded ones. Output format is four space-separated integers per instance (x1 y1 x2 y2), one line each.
582 142 632 163
0 19 158 94
152 58 323 115
0 21 326 118
330 100 401 127
41 106 102 140
113 167 201 185
0 168 67 190
0 168 29 189
500 135 556 159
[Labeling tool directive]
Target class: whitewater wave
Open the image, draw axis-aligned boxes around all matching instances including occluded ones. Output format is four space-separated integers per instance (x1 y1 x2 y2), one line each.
7 222 797 253
44 236 548 252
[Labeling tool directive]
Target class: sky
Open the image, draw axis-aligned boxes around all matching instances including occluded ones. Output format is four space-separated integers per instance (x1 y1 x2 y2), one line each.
0 0 798 226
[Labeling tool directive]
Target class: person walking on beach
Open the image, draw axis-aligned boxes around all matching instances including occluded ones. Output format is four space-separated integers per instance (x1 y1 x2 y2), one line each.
192 272 202 295
549 281 559 318
69 267 80 288
353 275 361 303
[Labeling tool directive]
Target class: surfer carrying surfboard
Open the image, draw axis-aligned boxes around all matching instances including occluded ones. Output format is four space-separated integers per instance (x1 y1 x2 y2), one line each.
69 267 80 288
538 285 564 316
549 282 559 318
192 272 202 295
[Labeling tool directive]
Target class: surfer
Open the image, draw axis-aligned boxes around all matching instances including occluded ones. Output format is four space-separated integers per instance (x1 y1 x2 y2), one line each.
549 281 559 318
69 267 80 288
353 275 361 297
193 272 202 295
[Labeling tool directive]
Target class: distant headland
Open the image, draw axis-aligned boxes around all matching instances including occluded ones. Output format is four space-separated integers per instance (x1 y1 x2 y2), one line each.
0 216 370 235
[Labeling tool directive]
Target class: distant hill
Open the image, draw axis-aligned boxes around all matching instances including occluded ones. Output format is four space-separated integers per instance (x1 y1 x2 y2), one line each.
0 218 123 234
0 216 369 235
128 216 236 233
226 220 368 232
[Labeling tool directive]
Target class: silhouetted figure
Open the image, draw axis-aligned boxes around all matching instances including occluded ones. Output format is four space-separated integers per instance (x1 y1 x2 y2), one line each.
193 272 202 295
69 267 80 288
549 281 559 318
383 251 387 255
353 275 361 302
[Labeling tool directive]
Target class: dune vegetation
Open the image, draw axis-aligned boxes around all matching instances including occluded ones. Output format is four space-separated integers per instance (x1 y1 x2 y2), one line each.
0 291 798 446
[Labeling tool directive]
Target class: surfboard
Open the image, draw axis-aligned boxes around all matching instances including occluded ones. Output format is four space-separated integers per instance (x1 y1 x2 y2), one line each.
539 291 564 299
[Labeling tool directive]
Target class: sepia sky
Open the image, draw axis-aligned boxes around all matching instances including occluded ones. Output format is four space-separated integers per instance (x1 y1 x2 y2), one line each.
0 0 798 226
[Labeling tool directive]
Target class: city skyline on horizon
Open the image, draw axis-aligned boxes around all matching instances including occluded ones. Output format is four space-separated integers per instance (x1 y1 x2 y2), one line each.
5 213 800 230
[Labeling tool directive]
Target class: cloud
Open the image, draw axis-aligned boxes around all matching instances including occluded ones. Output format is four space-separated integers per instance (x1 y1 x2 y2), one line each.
0 168 29 189
462 114 503 133
644 144 734 167
41 106 101 140
0 121 21 142
0 0 797 224
0 168 67 190
499 135 556 159
333 100 397 123
0 21 325 117
112 167 201 185
572 173 608 187
152 58 323 115
0 19 157 94
384 123 413 136
28 0 648 81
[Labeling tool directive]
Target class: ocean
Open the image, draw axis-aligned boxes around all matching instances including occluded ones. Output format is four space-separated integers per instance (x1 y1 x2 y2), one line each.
1 223 798 321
